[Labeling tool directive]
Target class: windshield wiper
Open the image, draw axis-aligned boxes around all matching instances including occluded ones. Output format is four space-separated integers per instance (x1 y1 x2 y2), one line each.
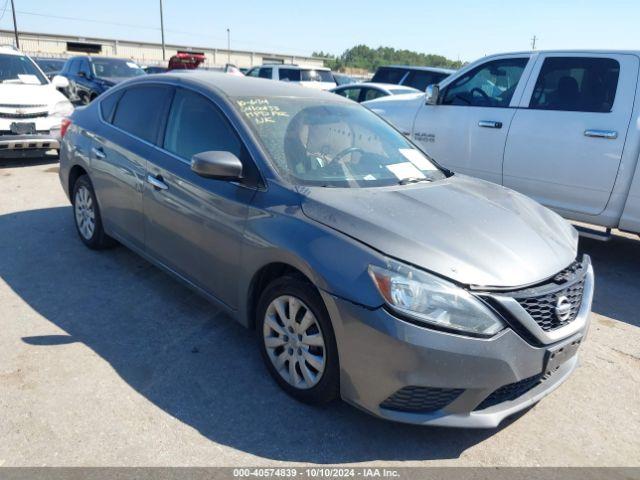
398 177 432 185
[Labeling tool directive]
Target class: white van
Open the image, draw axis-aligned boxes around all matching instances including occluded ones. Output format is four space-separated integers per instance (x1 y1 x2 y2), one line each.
245 64 336 90
0 46 73 159
365 50 640 238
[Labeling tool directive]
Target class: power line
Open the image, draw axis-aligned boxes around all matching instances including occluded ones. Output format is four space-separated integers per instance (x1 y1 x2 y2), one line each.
11 9 312 56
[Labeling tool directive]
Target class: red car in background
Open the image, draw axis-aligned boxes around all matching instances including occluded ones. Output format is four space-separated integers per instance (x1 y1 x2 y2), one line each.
168 51 206 70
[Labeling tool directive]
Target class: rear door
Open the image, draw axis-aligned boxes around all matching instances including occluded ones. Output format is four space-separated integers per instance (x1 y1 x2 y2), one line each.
503 53 639 215
90 84 173 250
412 56 532 184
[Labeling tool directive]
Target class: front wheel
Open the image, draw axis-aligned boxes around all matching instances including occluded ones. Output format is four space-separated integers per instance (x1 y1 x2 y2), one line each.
257 277 339 404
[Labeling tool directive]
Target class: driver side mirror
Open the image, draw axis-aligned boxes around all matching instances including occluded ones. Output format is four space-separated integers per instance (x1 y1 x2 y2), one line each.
51 75 69 89
425 84 440 105
191 151 243 180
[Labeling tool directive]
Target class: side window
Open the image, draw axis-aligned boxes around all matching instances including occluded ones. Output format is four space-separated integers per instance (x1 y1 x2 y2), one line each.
336 87 361 101
79 59 91 77
99 90 124 123
259 67 272 79
529 57 620 113
163 88 243 161
69 59 79 75
442 58 528 107
363 88 386 101
246 68 259 77
112 85 172 143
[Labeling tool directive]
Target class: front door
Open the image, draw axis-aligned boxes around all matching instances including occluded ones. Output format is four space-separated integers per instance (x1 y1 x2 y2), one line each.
503 53 638 215
412 56 532 184
143 87 257 308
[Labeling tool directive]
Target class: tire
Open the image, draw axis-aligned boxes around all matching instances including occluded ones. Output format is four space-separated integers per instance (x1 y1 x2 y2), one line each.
257 276 340 404
71 175 115 249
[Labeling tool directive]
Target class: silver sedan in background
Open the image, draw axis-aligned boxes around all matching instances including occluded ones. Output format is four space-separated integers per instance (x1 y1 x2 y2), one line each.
330 82 420 103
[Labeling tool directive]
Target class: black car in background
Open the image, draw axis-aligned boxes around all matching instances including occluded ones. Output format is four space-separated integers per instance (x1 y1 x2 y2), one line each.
59 56 146 104
371 65 455 91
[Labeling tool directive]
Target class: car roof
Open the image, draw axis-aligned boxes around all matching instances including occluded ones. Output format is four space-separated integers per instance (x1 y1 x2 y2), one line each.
0 46 26 56
379 65 456 74
155 71 350 101
69 55 136 62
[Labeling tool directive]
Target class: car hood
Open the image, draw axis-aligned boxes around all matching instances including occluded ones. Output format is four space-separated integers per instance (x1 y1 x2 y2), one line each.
96 76 130 86
0 83 67 106
300 175 578 288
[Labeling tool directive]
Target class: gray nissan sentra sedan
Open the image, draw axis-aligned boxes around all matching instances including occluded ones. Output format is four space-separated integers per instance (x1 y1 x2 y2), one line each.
58 72 594 428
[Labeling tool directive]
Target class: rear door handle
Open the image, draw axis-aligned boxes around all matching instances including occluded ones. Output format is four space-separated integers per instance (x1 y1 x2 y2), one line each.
478 120 503 129
91 146 106 159
147 174 168 191
584 129 618 139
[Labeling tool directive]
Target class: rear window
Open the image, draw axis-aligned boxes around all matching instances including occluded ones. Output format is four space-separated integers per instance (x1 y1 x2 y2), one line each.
279 68 333 82
371 67 407 85
402 70 450 91
112 85 172 143
529 57 620 113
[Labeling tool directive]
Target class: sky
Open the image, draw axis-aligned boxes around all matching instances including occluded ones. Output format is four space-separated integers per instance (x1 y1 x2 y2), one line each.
1 0 639 62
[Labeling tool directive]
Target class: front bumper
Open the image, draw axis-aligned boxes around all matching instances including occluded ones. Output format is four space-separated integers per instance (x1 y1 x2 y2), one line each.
0 133 61 158
321 262 594 428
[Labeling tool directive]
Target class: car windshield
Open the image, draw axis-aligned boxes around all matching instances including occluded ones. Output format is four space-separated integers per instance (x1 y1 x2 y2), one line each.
236 96 445 188
35 59 65 74
91 59 146 79
280 68 334 83
0 54 48 85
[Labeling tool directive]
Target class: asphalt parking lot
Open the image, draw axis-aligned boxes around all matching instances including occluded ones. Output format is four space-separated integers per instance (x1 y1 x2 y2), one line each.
0 157 639 467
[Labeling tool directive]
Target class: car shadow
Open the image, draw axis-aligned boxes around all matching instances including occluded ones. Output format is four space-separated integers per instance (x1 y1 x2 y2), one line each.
0 206 516 463
578 232 640 328
0 152 59 169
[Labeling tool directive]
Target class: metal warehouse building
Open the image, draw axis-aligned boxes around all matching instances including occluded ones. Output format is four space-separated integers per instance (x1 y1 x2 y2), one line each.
0 29 325 69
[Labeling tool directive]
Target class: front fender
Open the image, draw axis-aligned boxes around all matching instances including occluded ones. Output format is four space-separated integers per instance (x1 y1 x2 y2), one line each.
236 186 386 327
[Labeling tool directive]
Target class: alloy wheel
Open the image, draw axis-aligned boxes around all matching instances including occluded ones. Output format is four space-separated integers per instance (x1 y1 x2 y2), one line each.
74 185 96 240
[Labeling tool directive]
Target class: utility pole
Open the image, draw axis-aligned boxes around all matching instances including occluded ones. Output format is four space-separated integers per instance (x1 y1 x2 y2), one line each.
531 35 537 50
159 0 166 61
227 28 230 64
10 0 19 49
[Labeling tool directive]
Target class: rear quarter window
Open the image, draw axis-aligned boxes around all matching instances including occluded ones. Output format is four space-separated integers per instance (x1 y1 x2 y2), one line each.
99 90 124 123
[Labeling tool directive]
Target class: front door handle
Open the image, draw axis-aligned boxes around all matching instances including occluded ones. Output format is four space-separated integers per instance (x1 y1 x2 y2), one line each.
584 129 618 139
91 146 106 159
147 174 168 191
478 120 503 129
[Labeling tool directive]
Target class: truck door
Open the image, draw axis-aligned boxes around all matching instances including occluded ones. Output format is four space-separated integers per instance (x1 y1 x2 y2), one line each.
503 53 638 216
412 55 532 184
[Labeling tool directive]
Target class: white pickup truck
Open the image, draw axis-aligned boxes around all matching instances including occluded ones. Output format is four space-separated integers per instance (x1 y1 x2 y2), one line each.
365 50 640 238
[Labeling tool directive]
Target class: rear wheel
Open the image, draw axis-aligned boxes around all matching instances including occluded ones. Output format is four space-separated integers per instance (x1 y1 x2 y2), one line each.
257 276 339 404
72 175 115 249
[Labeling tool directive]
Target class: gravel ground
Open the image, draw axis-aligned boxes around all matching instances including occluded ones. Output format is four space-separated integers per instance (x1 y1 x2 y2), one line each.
0 158 638 467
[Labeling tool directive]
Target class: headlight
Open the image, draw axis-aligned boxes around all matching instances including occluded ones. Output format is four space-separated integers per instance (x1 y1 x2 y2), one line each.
50 100 74 118
368 261 505 337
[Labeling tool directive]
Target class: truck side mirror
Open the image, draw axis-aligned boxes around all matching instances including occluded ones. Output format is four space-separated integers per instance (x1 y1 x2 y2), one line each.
425 84 440 105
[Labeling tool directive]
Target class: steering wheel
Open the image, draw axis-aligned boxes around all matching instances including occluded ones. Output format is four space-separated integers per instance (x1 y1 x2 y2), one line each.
332 146 365 164
470 88 491 103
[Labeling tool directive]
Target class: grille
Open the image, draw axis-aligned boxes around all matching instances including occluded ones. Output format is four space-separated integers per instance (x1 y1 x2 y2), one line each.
475 374 544 411
380 386 463 413
517 279 585 331
0 111 48 119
